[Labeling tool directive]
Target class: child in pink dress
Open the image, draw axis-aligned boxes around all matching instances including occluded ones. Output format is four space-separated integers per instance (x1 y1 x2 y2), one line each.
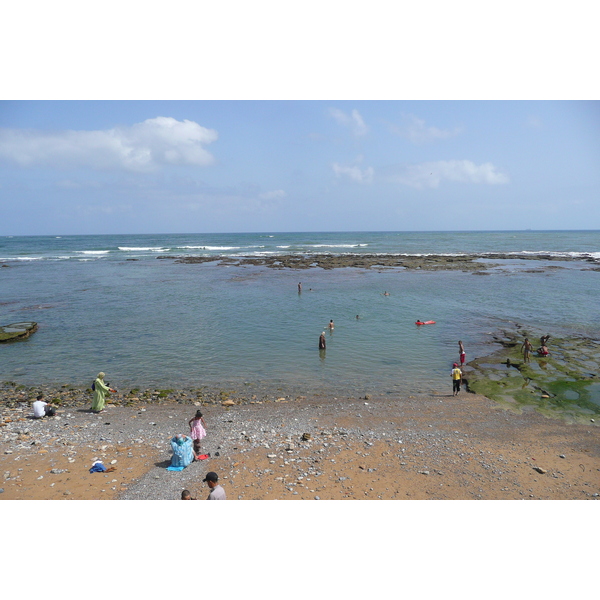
188 410 207 456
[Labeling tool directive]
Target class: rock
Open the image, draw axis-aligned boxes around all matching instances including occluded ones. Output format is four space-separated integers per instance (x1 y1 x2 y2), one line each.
418 471 430 475
110 459 117 464
267 454 277 459
533 467 547 474
0 322 38 343
301 433 312 441
559 454 566 459
222 400 235 406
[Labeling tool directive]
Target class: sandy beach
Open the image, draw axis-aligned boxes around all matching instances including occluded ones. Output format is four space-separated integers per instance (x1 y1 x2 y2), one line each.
1 385 598 501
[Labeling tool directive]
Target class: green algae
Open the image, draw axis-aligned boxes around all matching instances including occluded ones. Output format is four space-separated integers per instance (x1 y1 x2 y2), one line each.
466 329 600 423
0 322 38 342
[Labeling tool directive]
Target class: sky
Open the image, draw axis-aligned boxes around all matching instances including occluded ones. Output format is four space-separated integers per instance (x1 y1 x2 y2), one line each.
1 3 598 236
1 100 598 235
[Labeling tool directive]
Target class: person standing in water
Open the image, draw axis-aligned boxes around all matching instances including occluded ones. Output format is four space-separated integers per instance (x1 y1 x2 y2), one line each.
328 319 334 330
458 340 466 366
298 282 302 293
319 332 326 349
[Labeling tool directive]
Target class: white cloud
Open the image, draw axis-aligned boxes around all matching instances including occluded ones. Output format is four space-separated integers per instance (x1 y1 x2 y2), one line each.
259 189 287 200
0 117 218 171
332 162 374 183
329 108 368 136
387 160 509 188
390 114 461 143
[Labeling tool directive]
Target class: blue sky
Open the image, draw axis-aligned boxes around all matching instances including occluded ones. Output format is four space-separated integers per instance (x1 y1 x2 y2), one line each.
0 100 598 235
1 4 599 236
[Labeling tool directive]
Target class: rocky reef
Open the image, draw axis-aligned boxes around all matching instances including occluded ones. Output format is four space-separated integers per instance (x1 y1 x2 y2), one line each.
465 328 600 423
156 251 600 272
0 322 38 343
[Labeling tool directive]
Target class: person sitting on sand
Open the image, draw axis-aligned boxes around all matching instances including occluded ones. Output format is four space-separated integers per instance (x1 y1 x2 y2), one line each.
91 372 116 413
521 338 533 363
169 434 194 470
32 393 55 418
181 490 195 500
319 332 326 350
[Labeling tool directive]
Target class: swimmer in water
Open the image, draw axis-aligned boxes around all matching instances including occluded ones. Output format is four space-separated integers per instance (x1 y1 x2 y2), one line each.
328 319 334 330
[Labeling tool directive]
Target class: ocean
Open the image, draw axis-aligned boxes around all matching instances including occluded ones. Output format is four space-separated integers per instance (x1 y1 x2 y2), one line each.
1 231 599 397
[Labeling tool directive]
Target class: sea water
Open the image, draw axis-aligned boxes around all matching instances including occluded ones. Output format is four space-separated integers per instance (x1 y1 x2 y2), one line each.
1 231 599 396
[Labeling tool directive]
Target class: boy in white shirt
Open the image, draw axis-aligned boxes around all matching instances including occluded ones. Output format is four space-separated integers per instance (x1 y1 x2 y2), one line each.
32 394 55 418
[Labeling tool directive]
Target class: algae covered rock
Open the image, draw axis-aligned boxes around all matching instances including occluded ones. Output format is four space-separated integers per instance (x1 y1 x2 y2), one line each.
466 328 600 423
0 322 38 342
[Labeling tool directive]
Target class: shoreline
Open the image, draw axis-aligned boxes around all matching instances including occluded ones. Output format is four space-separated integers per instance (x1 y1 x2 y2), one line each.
2 386 598 501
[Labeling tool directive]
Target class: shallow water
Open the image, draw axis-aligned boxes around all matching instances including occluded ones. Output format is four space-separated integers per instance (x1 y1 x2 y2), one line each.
1 231 599 395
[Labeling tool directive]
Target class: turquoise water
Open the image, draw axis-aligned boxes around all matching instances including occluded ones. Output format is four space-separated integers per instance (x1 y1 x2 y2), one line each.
1 231 599 396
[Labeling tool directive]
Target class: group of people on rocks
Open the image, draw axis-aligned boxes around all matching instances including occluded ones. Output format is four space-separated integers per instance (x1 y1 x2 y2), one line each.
452 333 551 395
521 334 551 363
